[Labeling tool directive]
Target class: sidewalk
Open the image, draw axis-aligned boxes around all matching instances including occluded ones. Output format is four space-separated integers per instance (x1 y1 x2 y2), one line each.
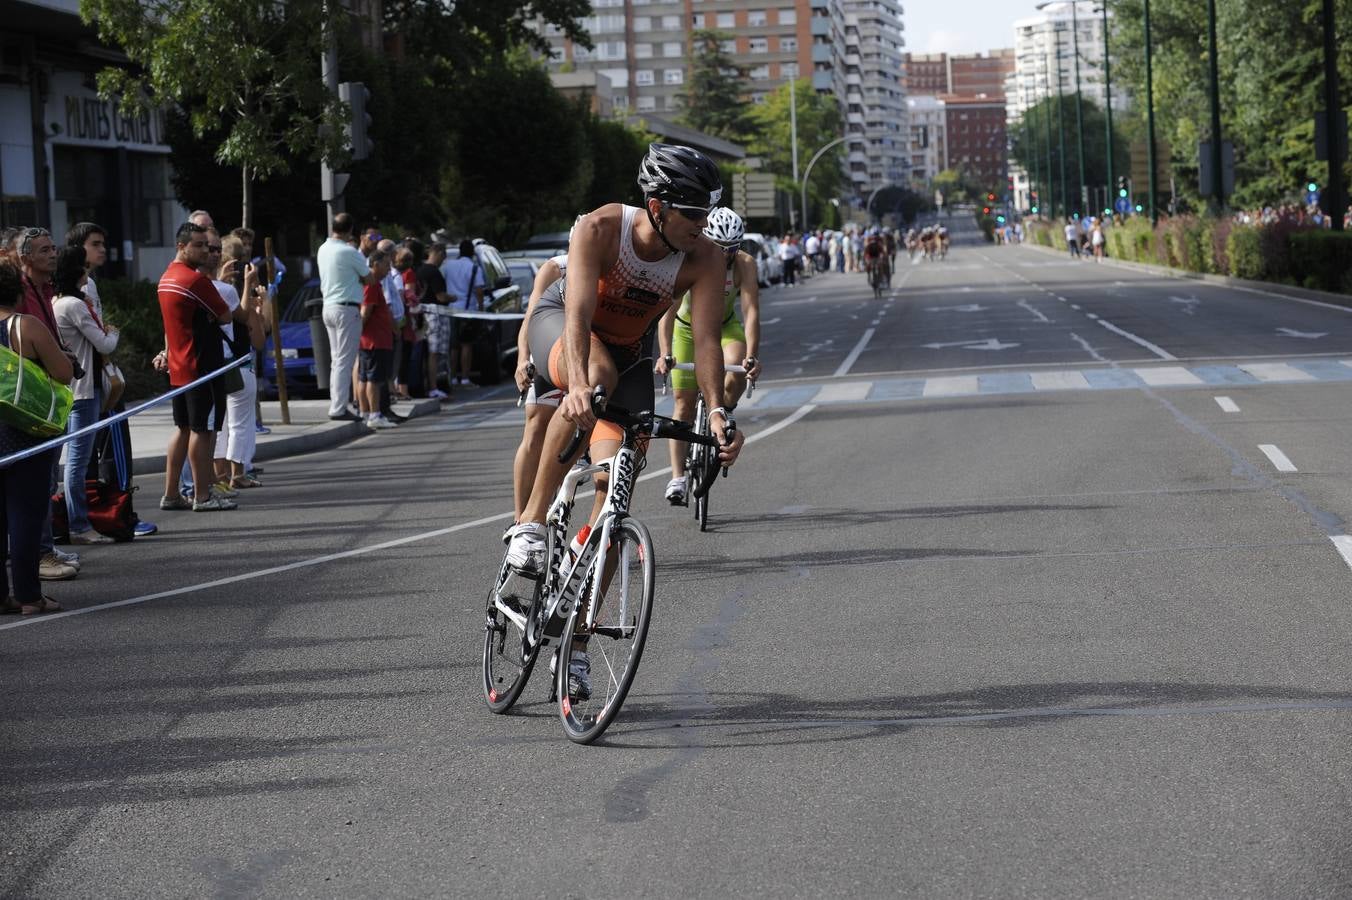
125 397 441 476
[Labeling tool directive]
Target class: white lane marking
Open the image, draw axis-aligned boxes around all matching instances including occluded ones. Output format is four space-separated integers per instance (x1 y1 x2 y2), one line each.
1342 360 1352 370
1133 366 1204 386
1230 283 1352 314
1215 396 1241 413
1275 328 1328 339
1239 362 1317 383
0 403 821 632
1258 444 1298 473
870 319 881 326
761 317 782 326
1098 319 1177 360
1031 371 1091 391
835 327 875 377
1017 299 1050 322
1331 536 1352 571
1070 304 1082 310
813 381 872 403
1086 313 1100 320
922 375 980 397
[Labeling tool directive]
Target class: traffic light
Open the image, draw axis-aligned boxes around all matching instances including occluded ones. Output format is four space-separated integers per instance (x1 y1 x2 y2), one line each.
1031 205 1040 214
986 192 997 203
1117 175 1128 198
996 214 1006 224
983 206 992 215
339 81 374 161
1308 181 1319 193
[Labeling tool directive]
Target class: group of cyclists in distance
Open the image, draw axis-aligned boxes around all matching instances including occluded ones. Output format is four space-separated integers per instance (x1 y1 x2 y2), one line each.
494 142 934 702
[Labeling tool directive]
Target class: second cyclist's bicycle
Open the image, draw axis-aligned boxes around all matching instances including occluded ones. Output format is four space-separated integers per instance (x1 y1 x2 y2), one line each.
662 360 752 531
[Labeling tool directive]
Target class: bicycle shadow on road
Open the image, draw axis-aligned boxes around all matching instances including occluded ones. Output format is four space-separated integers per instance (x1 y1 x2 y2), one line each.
598 680 1352 750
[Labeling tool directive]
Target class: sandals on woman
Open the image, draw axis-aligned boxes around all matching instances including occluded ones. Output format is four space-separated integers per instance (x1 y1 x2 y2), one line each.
231 474 262 489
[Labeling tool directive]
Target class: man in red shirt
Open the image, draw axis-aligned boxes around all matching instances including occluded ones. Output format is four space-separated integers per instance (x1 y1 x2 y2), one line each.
358 249 397 429
153 222 235 511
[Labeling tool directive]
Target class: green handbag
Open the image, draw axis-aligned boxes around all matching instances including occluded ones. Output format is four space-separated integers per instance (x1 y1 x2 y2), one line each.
0 315 75 438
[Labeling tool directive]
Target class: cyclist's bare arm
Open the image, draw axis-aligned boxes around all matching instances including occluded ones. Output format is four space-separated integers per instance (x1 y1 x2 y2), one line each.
560 208 619 430
686 242 745 467
735 251 762 381
516 257 561 390
654 303 677 377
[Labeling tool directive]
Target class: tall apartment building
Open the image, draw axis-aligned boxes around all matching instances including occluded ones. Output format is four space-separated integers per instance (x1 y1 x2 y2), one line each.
902 49 1013 192
1008 3 1120 121
840 0 908 191
536 0 909 197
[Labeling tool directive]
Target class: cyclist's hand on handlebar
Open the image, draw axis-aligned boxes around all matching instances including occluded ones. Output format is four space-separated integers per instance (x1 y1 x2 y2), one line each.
653 355 671 378
711 411 744 467
514 360 534 394
560 384 598 431
742 356 761 382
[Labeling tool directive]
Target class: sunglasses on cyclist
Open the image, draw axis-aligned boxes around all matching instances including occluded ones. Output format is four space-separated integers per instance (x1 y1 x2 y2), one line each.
666 202 713 221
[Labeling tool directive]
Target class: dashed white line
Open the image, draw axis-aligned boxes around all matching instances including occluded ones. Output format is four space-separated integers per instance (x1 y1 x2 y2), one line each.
1098 319 1177 360
834 327 875 377
1258 444 1298 473
1215 396 1241 413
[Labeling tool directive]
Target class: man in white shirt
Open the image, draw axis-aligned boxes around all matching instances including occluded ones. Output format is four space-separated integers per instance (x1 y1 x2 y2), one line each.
318 212 375 420
440 239 486 387
1064 218 1082 258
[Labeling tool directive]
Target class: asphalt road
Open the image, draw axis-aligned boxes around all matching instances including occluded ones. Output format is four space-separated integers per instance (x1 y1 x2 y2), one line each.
5 224 1352 898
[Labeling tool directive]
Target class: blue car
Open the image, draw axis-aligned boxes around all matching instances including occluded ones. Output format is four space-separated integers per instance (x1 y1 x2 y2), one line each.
259 278 323 398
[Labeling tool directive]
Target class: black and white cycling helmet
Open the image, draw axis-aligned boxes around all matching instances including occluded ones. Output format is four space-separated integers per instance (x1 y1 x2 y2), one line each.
703 207 745 249
637 143 723 209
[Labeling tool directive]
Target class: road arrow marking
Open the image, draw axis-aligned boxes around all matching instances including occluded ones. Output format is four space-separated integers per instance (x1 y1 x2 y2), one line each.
1169 295 1201 315
1276 328 1327 339
921 338 1021 351
924 303 987 312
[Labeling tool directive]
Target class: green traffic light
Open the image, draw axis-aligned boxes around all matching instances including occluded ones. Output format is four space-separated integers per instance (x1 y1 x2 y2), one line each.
1308 182 1319 192
1118 189 1128 198
996 215 1006 223
1031 206 1040 213
1135 204 1143 212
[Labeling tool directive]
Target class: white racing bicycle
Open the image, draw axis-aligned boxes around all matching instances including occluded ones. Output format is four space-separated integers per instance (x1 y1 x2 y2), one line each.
482 386 731 743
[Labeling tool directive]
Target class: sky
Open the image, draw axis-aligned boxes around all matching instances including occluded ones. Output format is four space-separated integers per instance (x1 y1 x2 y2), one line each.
905 1 1049 55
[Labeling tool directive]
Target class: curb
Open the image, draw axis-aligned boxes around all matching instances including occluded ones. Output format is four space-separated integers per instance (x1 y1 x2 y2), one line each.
129 398 443 477
1020 238 1352 311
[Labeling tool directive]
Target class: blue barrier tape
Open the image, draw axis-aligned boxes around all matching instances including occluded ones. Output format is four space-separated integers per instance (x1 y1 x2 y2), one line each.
0 354 251 469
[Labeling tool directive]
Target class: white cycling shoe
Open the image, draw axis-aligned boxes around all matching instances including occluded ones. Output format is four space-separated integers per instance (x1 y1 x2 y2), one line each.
505 523 547 575
664 476 687 507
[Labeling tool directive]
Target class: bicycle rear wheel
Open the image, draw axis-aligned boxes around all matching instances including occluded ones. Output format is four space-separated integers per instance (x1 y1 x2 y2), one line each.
482 562 542 713
557 518 656 743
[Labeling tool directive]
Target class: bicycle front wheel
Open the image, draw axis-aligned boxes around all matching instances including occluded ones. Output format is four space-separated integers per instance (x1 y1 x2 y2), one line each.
482 563 542 713
557 518 656 744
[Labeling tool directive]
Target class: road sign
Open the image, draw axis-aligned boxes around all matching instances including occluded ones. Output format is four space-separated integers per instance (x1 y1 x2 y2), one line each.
1306 190 1321 206
733 171 776 218
1114 197 1131 215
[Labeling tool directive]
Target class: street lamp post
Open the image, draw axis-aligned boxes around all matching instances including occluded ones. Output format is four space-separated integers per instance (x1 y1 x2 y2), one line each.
1144 0 1158 224
1040 51 1056 219
1205 0 1224 211
801 136 853 231
1039 1 1087 217
1321 0 1344 231
1055 24 1069 223
1100 2 1113 217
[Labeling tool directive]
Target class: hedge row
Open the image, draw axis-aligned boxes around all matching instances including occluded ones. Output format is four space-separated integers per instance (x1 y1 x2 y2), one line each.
1029 217 1352 295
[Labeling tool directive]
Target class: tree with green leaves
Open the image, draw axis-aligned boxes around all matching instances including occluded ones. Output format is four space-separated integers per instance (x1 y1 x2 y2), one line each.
1107 0 1351 209
743 79 844 227
678 30 749 142
81 0 352 228
1009 95 1129 215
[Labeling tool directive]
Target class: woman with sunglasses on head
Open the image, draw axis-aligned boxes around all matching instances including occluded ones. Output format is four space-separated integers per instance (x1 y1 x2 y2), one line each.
654 207 761 506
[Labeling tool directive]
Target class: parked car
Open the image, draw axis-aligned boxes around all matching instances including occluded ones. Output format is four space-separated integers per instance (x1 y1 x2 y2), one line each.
741 232 783 287
514 231 570 257
501 255 544 299
444 239 525 384
259 277 323 399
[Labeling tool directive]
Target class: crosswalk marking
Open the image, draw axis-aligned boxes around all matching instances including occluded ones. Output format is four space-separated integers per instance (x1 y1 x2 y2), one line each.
922 375 980 397
1258 444 1298 473
1240 362 1317 382
1031 371 1091 391
813 382 872 403
434 358 1349 431
1134 366 1204 386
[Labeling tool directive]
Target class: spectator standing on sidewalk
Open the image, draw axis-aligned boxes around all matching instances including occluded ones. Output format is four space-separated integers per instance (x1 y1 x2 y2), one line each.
442 239 486 388
17 226 81 579
213 234 266 489
391 245 417 401
52 246 119 544
375 238 407 422
153 222 236 512
1064 218 1081 258
778 233 800 286
0 261 74 614
318 213 373 422
358 248 397 429
416 242 452 399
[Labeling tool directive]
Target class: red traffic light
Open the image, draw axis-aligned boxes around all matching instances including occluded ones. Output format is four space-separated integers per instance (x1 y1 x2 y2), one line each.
986 193 996 202
982 206 991 215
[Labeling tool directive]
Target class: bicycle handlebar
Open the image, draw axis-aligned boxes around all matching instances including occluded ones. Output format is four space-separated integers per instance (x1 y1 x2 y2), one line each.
659 356 757 398
556 385 730 464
